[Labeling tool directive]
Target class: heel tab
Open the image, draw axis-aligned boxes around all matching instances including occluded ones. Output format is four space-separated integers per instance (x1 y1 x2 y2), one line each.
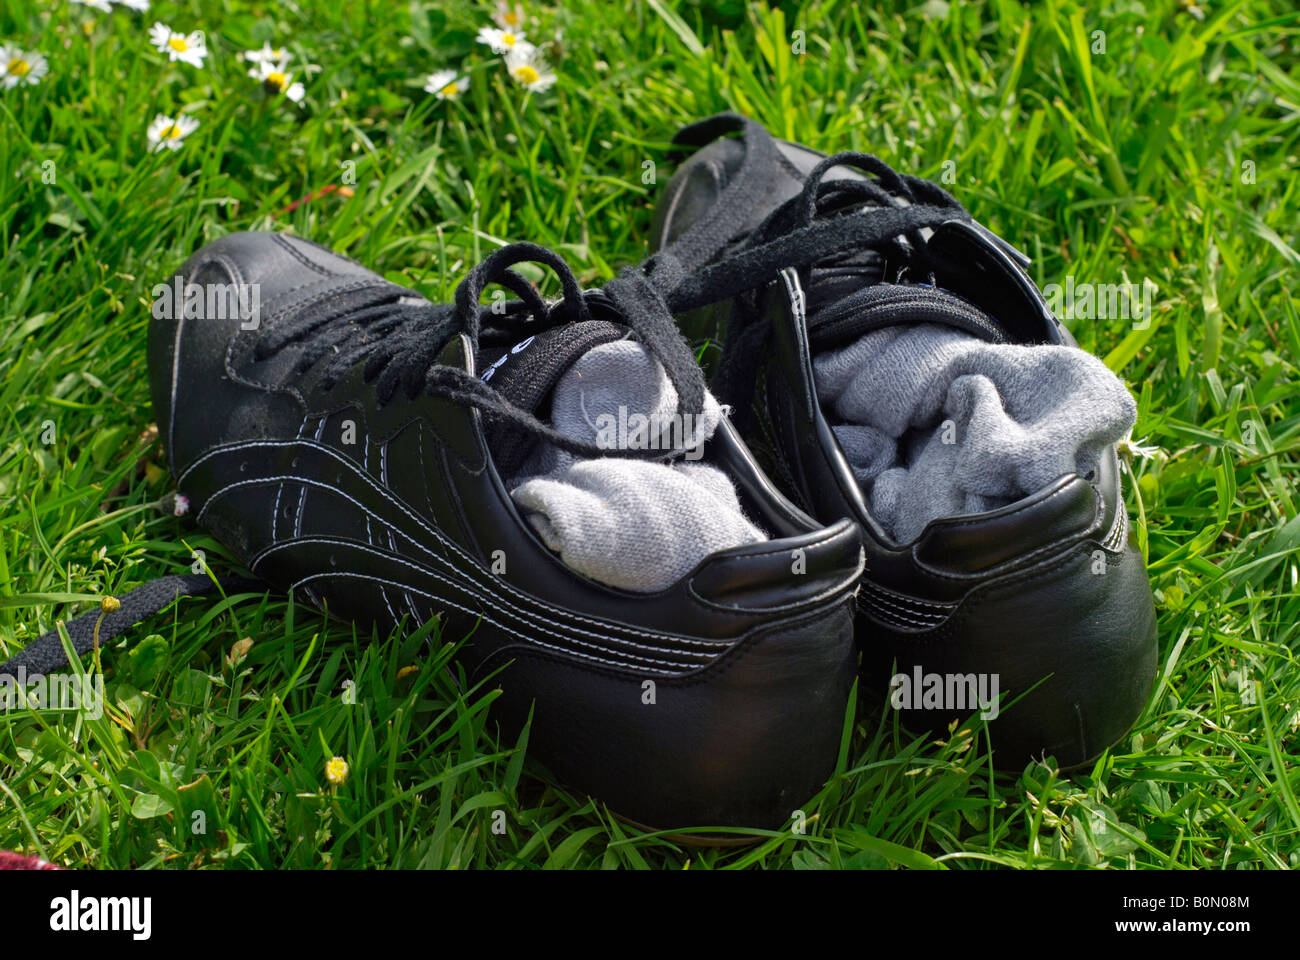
689 518 863 612
913 475 1098 576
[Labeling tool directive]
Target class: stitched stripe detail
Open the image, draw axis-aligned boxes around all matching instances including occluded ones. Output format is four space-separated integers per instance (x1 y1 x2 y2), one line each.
379 435 421 624
1100 502 1128 553
252 531 727 665
183 439 735 648
297 418 328 609
274 414 311 542
858 580 953 631
293 418 327 539
167 314 186 474
864 583 955 613
362 434 401 627
271 233 334 275
283 562 709 674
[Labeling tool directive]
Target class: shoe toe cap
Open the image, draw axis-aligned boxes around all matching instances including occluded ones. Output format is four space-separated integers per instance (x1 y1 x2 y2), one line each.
176 231 377 317
148 232 378 472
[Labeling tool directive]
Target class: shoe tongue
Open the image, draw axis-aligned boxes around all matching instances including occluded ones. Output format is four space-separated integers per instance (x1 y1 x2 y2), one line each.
804 252 887 315
805 282 1010 353
479 320 628 476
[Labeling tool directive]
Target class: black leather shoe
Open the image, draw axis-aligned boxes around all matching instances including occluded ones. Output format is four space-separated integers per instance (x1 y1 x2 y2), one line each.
645 114 1157 768
2 232 865 830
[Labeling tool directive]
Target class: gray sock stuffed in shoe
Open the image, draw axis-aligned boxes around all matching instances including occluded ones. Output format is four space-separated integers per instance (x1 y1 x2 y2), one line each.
509 340 767 591
814 323 1136 543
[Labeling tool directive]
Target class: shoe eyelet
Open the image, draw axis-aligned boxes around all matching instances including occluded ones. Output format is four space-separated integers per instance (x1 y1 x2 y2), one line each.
239 462 248 473
290 457 300 469
329 554 337 567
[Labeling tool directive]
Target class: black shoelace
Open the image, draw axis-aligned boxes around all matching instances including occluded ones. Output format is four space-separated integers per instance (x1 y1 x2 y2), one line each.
643 112 973 425
258 241 706 461
0 243 706 680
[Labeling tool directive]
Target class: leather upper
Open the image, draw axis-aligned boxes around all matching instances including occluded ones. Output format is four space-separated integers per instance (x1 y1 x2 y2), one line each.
148 231 866 826
650 130 1159 767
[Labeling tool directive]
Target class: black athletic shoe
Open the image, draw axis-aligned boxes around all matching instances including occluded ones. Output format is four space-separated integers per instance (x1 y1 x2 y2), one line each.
2 232 864 830
645 114 1158 768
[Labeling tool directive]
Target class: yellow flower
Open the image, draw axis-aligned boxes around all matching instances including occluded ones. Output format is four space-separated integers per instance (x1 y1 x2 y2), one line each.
325 756 349 786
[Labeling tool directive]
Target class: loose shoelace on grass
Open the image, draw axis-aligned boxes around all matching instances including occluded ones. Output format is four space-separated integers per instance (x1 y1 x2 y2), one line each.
644 112 974 427
0 575 261 679
0 243 707 679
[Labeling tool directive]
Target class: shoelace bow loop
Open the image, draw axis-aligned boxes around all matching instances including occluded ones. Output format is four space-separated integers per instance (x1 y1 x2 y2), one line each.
252 242 710 463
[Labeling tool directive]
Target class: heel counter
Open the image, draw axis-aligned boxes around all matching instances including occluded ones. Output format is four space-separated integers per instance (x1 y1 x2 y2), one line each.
874 538 1157 768
486 597 858 828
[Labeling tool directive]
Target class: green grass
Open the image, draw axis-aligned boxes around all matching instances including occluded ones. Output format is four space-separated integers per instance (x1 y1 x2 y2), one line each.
1 0 1298 869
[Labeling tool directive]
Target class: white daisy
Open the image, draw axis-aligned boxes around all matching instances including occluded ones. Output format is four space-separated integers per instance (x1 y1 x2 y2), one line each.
505 47 556 93
476 26 533 56
1116 430 1160 473
115 0 151 11
1 46 49 89
249 59 305 103
146 113 199 152
149 22 207 68
70 0 114 11
243 42 290 66
493 2 526 30
423 69 466 100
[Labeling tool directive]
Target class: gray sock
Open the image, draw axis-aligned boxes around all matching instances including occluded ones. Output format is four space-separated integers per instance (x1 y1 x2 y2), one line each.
509 340 767 592
814 324 1136 543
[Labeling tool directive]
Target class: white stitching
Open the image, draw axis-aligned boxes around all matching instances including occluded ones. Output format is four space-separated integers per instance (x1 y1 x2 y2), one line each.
167 314 185 474
415 425 437 518
861 596 945 628
171 250 247 473
859 582 949 623
860 597 942 630
860 580 956 613
362 434 401 627
274 414 310 541
1101 504 1127 552
184 439 734 646
254 534 722 663
285 567 703 673
379 437 422 624
293 418 326 539
297 419 327 608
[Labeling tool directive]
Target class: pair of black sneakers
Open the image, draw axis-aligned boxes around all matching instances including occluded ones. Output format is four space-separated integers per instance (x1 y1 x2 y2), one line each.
3 115 1157 831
